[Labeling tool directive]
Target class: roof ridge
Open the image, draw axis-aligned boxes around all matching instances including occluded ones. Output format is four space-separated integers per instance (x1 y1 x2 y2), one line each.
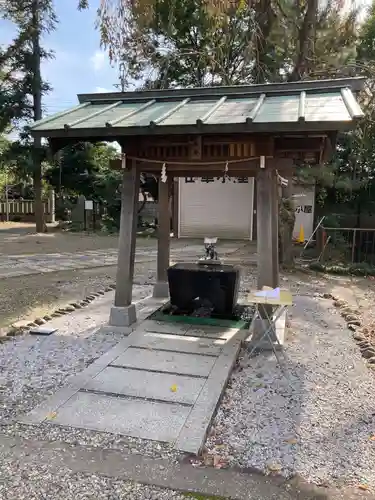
77 77 365 104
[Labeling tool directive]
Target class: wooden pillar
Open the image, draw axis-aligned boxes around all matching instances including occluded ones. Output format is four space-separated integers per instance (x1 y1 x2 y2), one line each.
271 173 279 288
172 178 179 237
153 177 171 298
252 159 280 347
109 160 140 327
256 161 279 289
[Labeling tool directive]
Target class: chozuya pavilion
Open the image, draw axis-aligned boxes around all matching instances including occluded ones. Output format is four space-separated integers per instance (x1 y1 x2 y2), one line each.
29 77 364 327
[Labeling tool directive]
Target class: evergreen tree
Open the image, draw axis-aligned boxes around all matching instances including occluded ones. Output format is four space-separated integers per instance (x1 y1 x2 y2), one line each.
94 0 357 85
0 0 57 232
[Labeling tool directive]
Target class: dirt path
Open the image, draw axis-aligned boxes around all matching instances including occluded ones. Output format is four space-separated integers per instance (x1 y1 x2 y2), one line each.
0 262 156 331
0 224 122 256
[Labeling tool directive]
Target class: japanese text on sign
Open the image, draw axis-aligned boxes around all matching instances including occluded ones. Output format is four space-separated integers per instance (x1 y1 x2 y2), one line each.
295 205 312 214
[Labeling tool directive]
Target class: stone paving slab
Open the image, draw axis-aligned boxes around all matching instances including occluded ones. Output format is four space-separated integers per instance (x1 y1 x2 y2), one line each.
142 320 191 335
53 391 191 442
130 332 227 355
175 337 242 453
188 325 246 340
112 347 216 376
20 318 244 453
84 366 206 404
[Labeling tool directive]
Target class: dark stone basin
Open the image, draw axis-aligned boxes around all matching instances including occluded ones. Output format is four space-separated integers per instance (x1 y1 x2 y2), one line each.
167 262 240 316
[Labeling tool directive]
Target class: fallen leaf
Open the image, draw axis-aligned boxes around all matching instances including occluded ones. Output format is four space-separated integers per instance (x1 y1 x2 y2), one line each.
46 411 57 420
203 454 214 466
213 455 221 468
285 438 298 445
170 384 177 392
268 463 282 472
358 484 369 491
369 435 375 441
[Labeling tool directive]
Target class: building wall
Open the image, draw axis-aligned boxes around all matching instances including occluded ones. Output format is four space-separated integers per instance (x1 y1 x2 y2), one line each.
176 177 316 241
177 176 254 240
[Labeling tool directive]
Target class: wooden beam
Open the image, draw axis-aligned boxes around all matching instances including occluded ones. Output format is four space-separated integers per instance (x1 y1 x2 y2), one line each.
274 137 324 152
109 157 295 179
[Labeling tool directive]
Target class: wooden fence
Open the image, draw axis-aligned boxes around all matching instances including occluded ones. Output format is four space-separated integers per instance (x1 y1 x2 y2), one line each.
0 198 54 223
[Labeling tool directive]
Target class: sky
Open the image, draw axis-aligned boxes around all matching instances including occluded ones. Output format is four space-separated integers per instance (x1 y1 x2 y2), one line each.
0 0 119 117
0 0 373 122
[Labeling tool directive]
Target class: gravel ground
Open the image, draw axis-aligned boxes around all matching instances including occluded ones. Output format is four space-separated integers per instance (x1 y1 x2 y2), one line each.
205 292 375 490
0 277 183 462
0 464 187 500
0 284 152 422
2 260 372 494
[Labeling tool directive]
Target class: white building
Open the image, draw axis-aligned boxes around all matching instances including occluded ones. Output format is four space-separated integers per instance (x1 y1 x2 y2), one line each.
175 177 315 241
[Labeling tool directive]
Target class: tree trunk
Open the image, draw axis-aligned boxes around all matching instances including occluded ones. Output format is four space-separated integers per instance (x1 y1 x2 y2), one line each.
253 0 276 83
31 0 46 233
289 0 318 81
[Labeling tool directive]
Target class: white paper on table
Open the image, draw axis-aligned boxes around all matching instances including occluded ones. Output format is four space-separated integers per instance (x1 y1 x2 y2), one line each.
254 287 280 299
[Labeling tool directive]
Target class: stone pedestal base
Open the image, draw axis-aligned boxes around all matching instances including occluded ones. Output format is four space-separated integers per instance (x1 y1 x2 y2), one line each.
109 304 137 327
153 281 169 299
247 310 286 351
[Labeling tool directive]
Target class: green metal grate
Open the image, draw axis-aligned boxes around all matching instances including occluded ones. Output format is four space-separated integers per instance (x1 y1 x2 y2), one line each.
148 307 249 329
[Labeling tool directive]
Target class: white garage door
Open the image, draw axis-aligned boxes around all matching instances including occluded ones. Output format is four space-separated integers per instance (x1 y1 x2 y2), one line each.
178 177 254 239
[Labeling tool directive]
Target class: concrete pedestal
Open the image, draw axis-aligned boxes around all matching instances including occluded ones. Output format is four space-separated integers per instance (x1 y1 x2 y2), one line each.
109 304 137 327
153 281 169 299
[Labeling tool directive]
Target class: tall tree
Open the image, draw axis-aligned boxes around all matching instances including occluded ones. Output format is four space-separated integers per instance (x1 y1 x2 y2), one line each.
0 0 57 232
94 0 356 85
120 0 257 88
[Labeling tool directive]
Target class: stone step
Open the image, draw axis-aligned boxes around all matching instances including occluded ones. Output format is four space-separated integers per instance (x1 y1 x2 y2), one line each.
52 391 191 443
131 332 226 356
83 365 206 405
112 347 217 377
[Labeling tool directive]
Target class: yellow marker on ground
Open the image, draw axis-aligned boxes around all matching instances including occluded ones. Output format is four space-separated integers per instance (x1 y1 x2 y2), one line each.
297 224 305 243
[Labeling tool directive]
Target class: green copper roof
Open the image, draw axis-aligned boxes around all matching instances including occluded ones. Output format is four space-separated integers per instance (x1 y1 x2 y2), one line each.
30 77 365 138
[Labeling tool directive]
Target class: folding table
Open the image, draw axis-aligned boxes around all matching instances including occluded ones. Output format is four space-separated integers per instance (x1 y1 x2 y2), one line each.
246 287 293 373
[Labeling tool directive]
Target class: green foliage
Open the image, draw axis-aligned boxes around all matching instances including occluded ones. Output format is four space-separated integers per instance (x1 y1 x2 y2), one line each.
95 0 359 87
119 0 258 88
45 141 123 228
0 0 58 231
309 1 375 223
43 141 158 231
0 0 56 133
45 142 119 198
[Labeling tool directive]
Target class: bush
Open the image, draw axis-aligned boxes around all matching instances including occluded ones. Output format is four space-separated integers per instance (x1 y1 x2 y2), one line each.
100 214 119 234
